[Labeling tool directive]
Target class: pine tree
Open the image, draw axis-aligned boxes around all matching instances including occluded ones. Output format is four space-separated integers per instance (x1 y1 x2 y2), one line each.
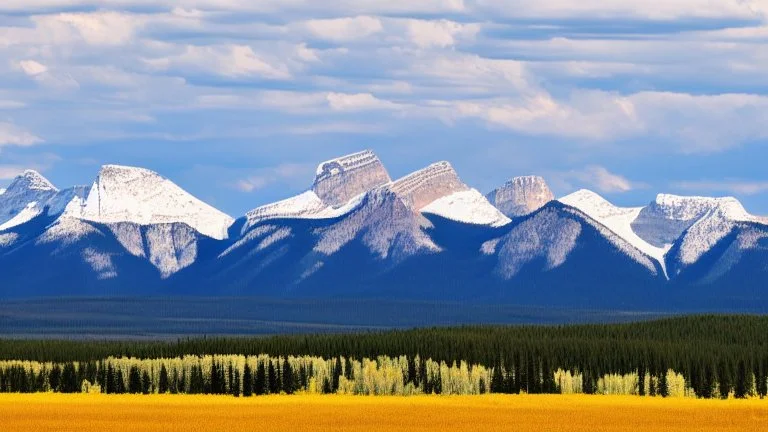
49 364 62 392
735 360 749 399
407 357 417 385
141 370 152 394
255 362 267 396
718 360 731 399
658 368 669 398
61 363 79 393
322 377 332 394
268 361 279 394
345 357 354 381
282 360 294 394
638 365 646 396
242 363 253 397
129 366 142 394
332 358 343 392
159 364 169 394
490 364 504 393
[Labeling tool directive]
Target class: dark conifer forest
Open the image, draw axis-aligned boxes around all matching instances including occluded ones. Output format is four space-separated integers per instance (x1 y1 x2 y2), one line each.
0 316 766 398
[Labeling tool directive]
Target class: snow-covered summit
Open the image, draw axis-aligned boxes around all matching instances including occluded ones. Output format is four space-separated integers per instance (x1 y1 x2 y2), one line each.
632 193 756 250
559 189 671 277
650 194 752 222
487 175 554 218
72 165 234 240
0 170 59 230
12 170 57 193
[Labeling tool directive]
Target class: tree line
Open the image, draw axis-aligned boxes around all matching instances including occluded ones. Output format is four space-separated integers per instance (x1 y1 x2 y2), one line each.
0 315 766 398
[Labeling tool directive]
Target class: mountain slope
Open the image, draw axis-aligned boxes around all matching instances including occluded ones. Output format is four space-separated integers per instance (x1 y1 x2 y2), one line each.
72 165 234 240
559 190 671 277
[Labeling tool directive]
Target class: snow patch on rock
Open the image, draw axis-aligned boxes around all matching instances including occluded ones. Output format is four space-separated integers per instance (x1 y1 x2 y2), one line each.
560 190 667 277
421 189 511 227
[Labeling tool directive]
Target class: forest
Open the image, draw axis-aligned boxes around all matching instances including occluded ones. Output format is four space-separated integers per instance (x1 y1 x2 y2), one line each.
0 315 766 399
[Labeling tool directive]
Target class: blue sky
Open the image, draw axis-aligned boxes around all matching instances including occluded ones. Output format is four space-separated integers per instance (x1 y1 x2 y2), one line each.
1 1 768 216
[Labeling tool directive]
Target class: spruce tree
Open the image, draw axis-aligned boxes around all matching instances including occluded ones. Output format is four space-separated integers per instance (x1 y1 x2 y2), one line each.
128 366 142 394
282 360 294 394
61 363 79 393
490 364 504 393
159 365 169 394
49 364 62 392
735 360 749 399
255 362 267 396
141 370 151 394
242 363 253 397
332 358 343 392
268 361 279 394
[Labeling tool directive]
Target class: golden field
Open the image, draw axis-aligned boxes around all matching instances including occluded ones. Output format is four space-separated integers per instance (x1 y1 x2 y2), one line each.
1 394 766 432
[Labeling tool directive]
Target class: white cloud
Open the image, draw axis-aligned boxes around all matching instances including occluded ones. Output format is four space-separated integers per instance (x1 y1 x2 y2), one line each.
562 165 640 194
326 93 398 111
18 60 48 76
471 0 767 21
235 163 313 192
0 123 43 148
304 16 383 42
673 180 768 196
146 45 292 79
0 164 28 180
406 19 480 48
37 12 141 46
15 60 80 90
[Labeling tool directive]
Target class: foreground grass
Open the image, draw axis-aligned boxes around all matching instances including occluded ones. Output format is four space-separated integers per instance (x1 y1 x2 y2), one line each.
1 394 766 431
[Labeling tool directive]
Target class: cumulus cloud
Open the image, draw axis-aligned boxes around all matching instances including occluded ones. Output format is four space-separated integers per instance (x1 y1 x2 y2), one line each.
0 123 43 148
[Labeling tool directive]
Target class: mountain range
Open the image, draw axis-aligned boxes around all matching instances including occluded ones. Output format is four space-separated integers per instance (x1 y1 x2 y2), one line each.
2 150 767 311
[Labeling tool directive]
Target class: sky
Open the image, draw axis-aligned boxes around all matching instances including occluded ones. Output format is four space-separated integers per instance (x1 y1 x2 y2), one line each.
1 0 768 217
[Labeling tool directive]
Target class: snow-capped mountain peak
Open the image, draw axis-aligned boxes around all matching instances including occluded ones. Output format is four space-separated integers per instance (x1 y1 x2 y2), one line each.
559 189 671 277
652 193 752 222
71 164 234 240
0 170 60 231
10 170 58 193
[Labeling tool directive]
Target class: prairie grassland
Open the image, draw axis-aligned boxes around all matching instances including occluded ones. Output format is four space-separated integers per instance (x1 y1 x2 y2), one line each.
0 393 766 432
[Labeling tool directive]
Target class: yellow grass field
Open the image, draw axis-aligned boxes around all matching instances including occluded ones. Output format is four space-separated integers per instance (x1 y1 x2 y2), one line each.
1 394 766 432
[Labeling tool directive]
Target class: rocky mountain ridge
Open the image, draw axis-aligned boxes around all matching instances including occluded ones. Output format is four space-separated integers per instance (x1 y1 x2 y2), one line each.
1 150 766 310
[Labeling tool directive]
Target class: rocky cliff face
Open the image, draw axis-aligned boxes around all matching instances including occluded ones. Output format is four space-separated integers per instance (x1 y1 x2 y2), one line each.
389 161 469 210
487 176 554 218
312 150 391 207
